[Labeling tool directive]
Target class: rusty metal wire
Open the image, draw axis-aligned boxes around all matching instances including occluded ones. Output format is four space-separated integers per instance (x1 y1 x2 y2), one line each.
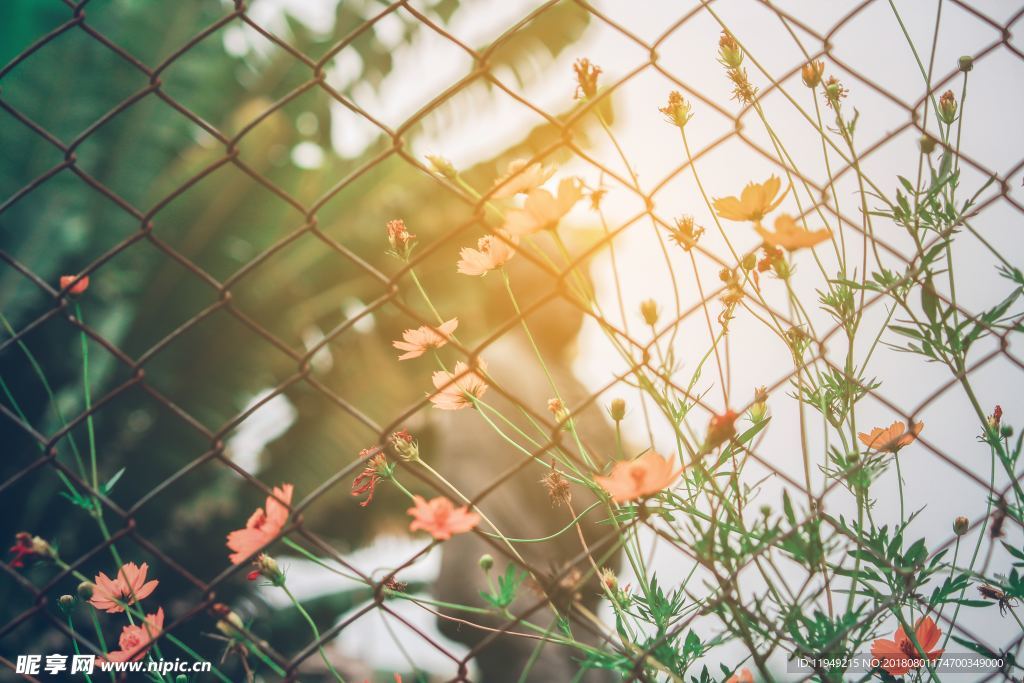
2 0 1023 680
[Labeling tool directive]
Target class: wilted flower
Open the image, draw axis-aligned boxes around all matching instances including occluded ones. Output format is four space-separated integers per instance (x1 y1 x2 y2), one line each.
713 176 787 222
659 91 693 128
727 67 758 104
100 608 164 664
89 562 159 613
457 232 517 276
59 275 89 295
755 214 832 251
987 405 1003 430
352 453 392 506
429 360 489 410
594 451 680 503
226 483 293 564
390 429 420 462
491 158 556 199
870 616 943 676
573 58 601 99
541 462 572 507
938 89 958 125
247 553 284 585
858 420 923 454
8 533 54 568
669 215 704 250
392 318 459 360
407 496 480 540
385 219 416 259
503 178 582 236
801 60 825 88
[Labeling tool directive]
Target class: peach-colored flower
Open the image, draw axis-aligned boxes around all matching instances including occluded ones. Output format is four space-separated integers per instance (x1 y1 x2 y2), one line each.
457 232 518 276
755 214 832 251
871 616 943 676
858 420 923 453
226 483 293 564
88 562 159 613
504 178 582 236
407 495 480 540
727 668 754 683
429 360 488 410
491 158 556 198
594 451 680 503
392 318 458 360
101 608 164 663
713 176 787 222
60 275 89 295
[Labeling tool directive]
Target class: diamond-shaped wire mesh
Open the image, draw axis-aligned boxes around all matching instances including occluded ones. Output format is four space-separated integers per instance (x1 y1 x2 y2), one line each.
2 0 1023 681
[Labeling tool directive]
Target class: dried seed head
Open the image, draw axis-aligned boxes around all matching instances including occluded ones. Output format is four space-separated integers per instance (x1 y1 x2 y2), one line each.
938 90 958 125
823 76 848 109
659 91 693 128
541 464 572 507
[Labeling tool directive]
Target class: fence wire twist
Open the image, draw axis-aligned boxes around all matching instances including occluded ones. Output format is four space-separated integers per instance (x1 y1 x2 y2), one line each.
2 0 1023 681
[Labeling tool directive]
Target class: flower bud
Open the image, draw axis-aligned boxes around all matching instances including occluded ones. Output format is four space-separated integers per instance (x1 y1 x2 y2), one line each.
547 398 570 425
425 155 457 179
953 516 969 536
77 581 95 601
718 32 744 69
938 90 958 125
740 253 757 271
58 595 76 612
599 567 618 592
750 386 769 423
479 554 494 572
759 504 772 518
919 135 937 155
610 398 626 421
1001 425 1014 439
958 55 973 72
640 299 659 326
801 60 825 88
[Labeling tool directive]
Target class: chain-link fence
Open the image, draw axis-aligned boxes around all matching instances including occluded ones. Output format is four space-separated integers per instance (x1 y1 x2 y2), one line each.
2 0 1023 681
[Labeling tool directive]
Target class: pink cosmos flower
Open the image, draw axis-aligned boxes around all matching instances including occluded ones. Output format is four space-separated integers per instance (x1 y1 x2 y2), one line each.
504 178 582 236
407 496 480 540
101 608 164 663
226 483 293 565
726 668 753 683
392 318 458 360
491 158 556 198
429 361 488 410
88 562 159 613
457 232 518 276
594 451 680 503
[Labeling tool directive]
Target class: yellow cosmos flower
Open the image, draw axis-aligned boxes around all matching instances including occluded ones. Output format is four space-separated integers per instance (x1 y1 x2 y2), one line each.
755 214 832 251
713 176 788 222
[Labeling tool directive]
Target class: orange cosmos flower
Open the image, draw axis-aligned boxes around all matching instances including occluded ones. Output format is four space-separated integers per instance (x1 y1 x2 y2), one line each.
594 451 680 503
858 420 924 453
88 562 159 613
713 176 788 222
504 178 582 236
392 317 458 360
755 214 832 251
407 495 480 540
101 608 164 663
491 158 556 198
457 231 518 276
871 616 943 676
429 360 488 410
727 668 754 683
59 275 89 295
226 483 293 564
